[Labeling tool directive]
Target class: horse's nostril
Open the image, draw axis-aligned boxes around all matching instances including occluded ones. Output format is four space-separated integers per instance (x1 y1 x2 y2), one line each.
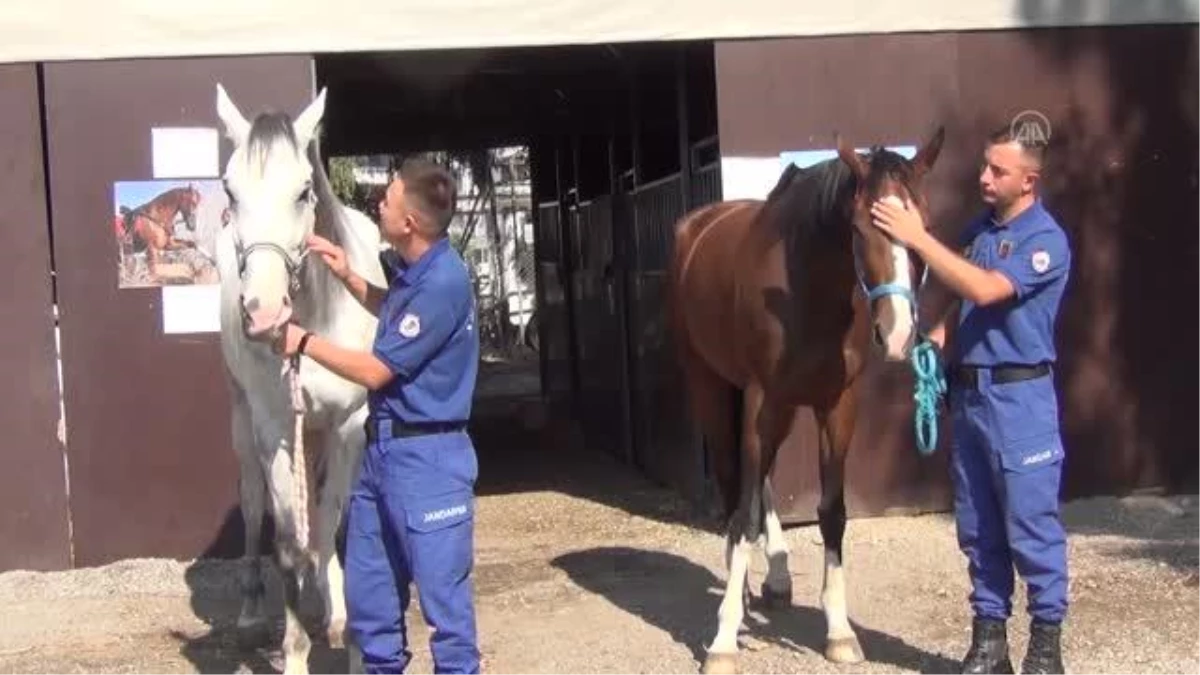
282 296 291 308
244 297 260 314
873 325 884 346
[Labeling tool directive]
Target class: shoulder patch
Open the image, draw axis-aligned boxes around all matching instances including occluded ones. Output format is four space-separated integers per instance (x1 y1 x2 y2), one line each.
1031 249 1051 274
998 239 1013 259
398 313 421 338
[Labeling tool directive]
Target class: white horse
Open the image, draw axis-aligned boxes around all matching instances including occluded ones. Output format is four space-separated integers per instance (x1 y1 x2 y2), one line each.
213 83 384 673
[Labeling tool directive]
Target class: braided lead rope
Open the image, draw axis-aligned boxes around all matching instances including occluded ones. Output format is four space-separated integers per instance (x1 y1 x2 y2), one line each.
284 354 310 551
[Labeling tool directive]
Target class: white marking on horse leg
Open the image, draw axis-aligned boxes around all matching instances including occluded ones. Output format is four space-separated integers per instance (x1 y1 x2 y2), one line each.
761 481 792 604
821 546 863 663
821 549 854 640
709 534 752 656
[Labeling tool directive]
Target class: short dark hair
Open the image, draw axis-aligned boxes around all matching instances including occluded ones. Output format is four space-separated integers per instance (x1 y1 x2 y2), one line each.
986 125 1047 171
399 158 457 235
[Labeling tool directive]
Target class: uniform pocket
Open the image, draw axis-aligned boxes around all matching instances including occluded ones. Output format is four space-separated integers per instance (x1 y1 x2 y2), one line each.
405 489 474 534
997 431 1064 475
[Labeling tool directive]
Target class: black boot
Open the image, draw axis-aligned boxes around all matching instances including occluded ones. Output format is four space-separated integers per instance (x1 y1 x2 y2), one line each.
1021 620 1065 674
961 617 1014 674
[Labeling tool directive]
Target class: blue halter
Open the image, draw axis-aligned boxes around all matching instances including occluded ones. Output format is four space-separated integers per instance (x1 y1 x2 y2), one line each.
853 243 945 456
852 239 926 323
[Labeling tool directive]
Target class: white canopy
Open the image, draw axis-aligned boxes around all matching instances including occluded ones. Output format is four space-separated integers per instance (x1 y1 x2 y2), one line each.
1 0 1195 64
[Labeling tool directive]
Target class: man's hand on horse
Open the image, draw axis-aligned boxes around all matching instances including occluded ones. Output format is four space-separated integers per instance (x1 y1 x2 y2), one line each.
272 323 308 358
306 234 349 281
870 198 929 249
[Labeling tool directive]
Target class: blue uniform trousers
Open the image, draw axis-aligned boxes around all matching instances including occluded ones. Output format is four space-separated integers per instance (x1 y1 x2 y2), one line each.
949 367 1069 625
345 425 480 674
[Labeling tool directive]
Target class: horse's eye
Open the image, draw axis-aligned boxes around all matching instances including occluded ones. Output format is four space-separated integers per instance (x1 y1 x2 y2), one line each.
298 186 313 204
224 187 237 206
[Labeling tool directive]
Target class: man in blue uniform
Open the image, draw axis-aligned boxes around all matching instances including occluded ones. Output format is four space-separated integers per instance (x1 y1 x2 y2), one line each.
275 158 480 674
870 128 1070 674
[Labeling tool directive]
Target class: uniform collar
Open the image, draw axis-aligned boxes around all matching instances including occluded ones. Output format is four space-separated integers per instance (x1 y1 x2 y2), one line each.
988 197 1043 231
396 236 451 287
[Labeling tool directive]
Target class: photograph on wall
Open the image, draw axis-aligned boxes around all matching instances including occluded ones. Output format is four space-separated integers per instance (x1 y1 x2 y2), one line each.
113 179 228 288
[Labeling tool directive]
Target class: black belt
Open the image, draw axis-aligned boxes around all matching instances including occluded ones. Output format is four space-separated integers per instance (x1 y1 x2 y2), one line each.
365 418 466 442
951 362 1051 388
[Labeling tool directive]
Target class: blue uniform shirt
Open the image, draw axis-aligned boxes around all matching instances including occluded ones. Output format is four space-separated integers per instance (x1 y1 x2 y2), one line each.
369 237 479 424
952 198 1071 367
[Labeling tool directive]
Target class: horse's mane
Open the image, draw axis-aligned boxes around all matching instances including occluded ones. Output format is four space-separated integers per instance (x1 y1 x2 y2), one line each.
859 145 922 199
765 146 920 242
765 156 855 243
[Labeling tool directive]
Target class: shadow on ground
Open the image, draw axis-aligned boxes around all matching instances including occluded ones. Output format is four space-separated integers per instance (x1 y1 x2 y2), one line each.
550 546 961 674
175 552 350 674
1061 495 1199 577
175 513 350 674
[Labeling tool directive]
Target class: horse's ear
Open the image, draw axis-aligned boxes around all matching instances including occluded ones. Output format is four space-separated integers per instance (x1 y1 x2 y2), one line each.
293 88 327 149
912 125 946 178
216 83 250 146
835 131 867 181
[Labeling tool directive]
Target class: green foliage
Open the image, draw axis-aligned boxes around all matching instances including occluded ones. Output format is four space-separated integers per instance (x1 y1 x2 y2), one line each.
328 157 359 203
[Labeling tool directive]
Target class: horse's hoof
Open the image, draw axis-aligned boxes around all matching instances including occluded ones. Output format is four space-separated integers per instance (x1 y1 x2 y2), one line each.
701 652 739 675
824 636 865 664
760 582 792 609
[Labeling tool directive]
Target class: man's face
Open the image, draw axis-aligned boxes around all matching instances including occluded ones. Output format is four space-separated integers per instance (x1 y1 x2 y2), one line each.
979 141 1036 207
378 178 414 243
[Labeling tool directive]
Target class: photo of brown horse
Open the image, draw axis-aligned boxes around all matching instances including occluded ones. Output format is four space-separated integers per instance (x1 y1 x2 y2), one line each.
113 180 226 287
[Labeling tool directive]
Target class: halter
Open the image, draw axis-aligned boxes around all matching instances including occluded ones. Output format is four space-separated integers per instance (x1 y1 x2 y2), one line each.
852 234 928 323
236 240 310 295
228 178 318 296
851 233 945 458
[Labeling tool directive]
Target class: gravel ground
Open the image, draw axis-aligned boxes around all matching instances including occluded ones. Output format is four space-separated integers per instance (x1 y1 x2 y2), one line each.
0 417 1194 674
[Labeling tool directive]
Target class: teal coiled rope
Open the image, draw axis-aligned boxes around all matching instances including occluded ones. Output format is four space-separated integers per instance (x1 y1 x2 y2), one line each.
910 337 947 456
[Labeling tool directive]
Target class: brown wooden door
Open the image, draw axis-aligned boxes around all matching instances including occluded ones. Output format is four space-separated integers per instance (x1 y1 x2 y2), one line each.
42 55 314 566
0 64 73 572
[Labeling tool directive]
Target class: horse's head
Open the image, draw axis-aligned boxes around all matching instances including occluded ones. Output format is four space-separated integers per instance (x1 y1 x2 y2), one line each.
215 83 326 341
180 184 202 232
836 127 944 362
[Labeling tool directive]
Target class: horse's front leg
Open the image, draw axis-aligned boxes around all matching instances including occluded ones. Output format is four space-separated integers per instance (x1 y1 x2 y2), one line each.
815 384 864 664
317 408 367 650
142 224 172 280
263 434 313 675
232 392 270 645
703 383 792 674
760 478 793 608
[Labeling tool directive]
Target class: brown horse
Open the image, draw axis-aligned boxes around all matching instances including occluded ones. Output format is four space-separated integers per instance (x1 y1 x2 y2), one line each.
119 184 202 281
667 128 945 673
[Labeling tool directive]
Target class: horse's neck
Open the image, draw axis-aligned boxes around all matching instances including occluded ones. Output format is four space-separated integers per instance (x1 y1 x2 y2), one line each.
293 204 380 336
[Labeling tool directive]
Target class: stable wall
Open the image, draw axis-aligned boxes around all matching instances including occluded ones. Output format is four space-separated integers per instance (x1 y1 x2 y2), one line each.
713 24 1199 522
41 56 314 567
